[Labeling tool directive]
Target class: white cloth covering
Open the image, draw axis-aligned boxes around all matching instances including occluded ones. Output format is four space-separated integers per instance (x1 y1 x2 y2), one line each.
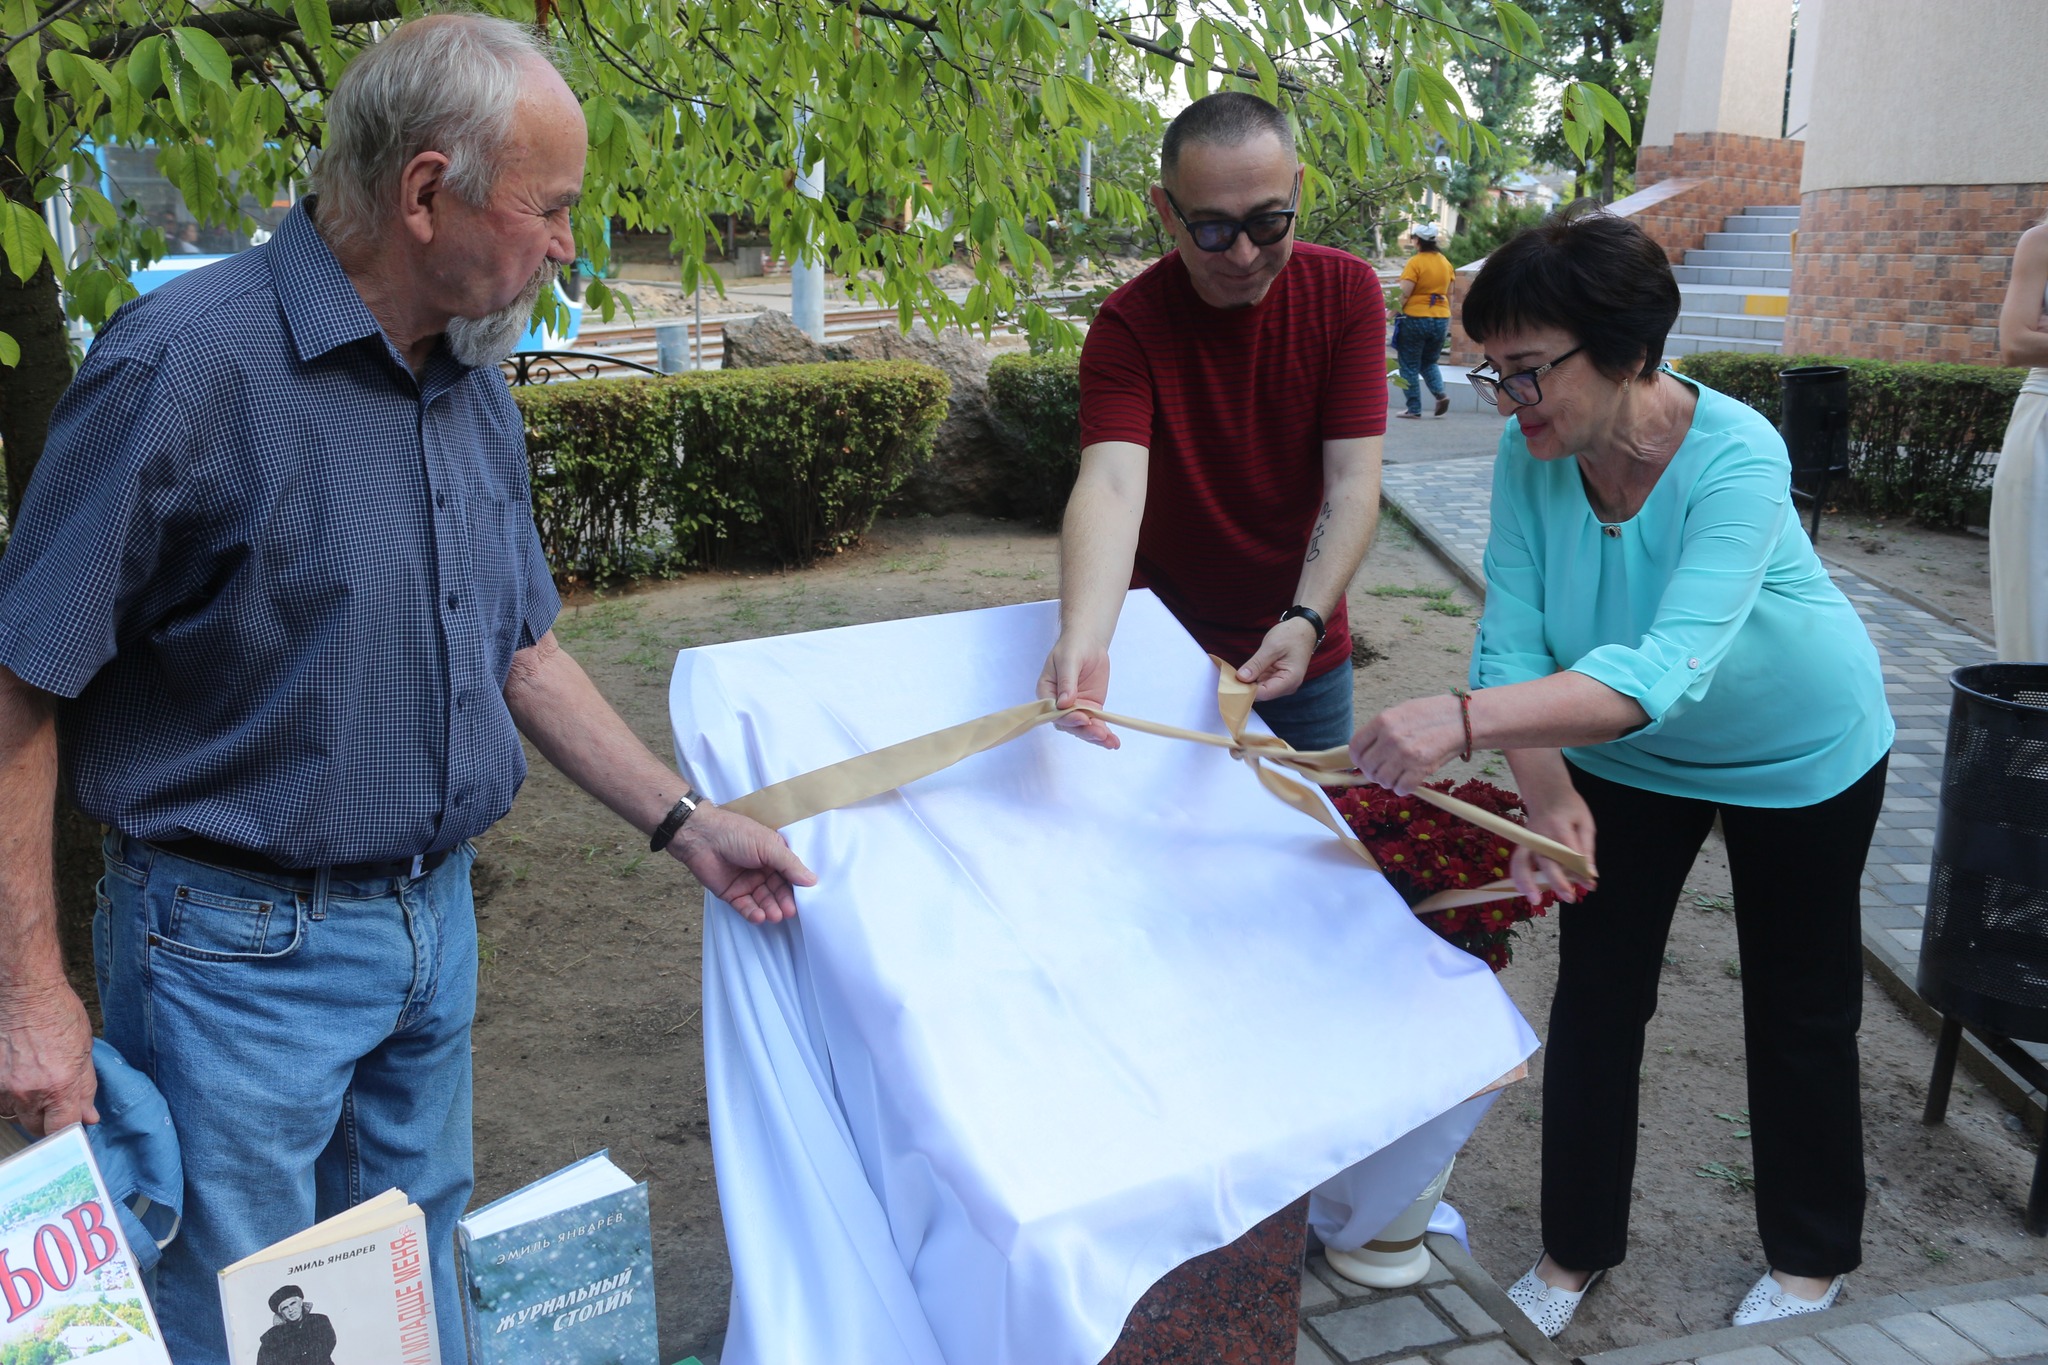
673 591 1539 1365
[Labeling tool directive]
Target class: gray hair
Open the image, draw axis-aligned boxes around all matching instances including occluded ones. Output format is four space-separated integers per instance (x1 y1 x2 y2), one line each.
312 14 559 248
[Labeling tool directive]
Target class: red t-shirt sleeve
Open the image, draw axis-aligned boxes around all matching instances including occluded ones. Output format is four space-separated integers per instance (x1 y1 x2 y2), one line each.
1319 267 1390 441
1078 306 1156 449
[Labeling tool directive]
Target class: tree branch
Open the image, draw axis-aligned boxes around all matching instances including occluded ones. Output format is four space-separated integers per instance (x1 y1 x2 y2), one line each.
832 0 1309 95
0 0 93 62
80 0 400 63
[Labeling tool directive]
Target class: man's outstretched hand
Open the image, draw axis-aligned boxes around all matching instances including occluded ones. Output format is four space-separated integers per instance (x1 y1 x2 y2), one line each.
0 982 98 1136
670 806 817 924
1037 641 1119 749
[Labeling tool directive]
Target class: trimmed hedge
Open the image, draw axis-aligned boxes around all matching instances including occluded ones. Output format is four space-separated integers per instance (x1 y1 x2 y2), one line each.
1674 351 2027 527
986 352 1082 528
516 360 949 577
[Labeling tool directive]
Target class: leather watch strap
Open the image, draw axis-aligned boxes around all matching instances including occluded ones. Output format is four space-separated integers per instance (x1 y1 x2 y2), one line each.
1277 604 1327 650
650 789 705 852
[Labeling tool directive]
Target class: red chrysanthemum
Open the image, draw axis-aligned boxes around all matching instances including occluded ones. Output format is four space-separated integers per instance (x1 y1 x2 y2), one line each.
1325 777 1557 974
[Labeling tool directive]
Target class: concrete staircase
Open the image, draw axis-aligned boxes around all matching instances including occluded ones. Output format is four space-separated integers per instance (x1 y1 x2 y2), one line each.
1663 203 1798 357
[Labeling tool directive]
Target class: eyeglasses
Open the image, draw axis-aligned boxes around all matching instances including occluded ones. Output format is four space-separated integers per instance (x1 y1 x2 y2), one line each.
1467 346 1584 408
1162 186 1299 253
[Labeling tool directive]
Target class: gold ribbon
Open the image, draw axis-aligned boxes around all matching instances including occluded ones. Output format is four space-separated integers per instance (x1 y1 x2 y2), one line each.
726 658 1595 914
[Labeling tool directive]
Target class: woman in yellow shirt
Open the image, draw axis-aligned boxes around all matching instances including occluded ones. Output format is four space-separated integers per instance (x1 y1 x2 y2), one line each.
1396 223 1456 417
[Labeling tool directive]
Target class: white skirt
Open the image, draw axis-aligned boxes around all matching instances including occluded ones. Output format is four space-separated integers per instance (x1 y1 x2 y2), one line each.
1992 373 2048 661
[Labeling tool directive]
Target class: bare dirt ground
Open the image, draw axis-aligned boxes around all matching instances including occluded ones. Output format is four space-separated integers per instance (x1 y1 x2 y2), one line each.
469 507 2037 1363
1814 509 1995 640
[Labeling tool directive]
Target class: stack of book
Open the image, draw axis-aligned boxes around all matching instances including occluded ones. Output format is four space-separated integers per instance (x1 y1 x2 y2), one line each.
7 1119 666 1365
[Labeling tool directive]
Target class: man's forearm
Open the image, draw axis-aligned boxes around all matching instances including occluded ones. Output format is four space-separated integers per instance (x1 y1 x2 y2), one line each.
0 668 63 993
502 633 690 838
1057 449 1147 651
1291 444 1383 621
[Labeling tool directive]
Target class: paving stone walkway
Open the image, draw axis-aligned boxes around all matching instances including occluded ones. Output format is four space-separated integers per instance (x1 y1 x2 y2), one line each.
1298 1234 1573 1365
1574 1271 2048 1365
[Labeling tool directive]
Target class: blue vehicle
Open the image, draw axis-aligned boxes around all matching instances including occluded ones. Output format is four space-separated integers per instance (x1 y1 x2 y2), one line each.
60 144 583 348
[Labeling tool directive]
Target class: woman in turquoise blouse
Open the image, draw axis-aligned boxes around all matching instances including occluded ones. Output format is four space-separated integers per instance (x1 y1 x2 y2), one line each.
1350 209 1893 1339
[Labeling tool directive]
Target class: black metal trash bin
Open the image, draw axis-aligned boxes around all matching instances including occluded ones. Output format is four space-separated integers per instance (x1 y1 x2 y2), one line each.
1779 365 1851 540
1919 663 2048 1232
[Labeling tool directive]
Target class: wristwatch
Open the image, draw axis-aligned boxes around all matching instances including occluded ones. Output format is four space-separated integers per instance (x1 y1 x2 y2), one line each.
1277 604 1328 650
650 788 706 852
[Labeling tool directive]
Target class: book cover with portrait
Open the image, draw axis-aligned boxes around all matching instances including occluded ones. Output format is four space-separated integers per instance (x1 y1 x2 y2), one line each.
217 1188 438 1365
0 1123 169 1364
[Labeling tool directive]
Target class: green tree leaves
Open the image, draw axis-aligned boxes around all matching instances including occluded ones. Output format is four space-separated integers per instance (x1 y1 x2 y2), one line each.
170 28 234 93
0 0 1633 364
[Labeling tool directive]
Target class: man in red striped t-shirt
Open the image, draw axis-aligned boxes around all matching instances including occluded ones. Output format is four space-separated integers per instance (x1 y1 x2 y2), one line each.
1037 91 1388 753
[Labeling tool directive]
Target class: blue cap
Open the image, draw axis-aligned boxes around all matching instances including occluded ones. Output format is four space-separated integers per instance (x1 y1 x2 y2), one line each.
81 1038 183 1273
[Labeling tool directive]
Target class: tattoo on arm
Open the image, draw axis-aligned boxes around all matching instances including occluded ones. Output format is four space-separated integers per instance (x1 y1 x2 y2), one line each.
1306 498 1333 562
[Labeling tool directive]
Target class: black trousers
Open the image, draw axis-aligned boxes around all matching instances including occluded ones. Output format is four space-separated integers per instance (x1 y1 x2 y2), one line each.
1541 755 1889 1278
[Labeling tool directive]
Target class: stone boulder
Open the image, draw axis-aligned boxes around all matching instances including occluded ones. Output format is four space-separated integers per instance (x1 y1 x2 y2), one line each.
720 308 826 368
825 323 1002 516
718 312 1010 516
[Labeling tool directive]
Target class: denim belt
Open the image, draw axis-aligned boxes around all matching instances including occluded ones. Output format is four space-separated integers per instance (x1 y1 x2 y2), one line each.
150 835 451 883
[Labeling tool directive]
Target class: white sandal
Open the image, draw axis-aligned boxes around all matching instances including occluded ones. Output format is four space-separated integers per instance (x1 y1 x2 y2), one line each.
1505 1260 1605 1339
1732 1271 1844 1325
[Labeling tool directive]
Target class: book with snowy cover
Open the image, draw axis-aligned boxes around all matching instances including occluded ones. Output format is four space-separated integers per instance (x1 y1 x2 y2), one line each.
0 1123 169 1363
455 1151 656 1364
217 1188 439 1365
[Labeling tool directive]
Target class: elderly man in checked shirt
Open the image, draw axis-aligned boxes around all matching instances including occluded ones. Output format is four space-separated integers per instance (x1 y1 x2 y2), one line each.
0 17 811 1361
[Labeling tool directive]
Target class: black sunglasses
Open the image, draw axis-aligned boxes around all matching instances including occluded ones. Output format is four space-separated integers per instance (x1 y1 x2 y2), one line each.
1162 186 1299 253
1468 346 1584 408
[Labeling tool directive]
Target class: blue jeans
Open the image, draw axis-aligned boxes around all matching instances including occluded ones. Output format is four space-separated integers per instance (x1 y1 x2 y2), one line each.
96 834 477 1365
1252 660 1357 752
1396 316 1450 414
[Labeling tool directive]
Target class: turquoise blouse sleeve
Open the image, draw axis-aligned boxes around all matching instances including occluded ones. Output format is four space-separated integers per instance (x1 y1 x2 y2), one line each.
1470 435 1559 691
1565 439 1790 736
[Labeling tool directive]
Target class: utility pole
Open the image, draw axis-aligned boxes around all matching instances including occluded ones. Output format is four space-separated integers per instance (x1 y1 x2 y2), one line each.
1077 52 1095 219
790 105 826 342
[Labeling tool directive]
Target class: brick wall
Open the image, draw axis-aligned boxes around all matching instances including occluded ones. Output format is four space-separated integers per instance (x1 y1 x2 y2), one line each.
1632 132 1805 260
1781 182 2048 363
1441 132 1804 366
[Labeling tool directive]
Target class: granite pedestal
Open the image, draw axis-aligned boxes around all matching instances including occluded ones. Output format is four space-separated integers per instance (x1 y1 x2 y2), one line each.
1102 1197 1310 1365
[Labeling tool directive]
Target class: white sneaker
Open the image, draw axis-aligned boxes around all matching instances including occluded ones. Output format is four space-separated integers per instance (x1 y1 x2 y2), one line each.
1731 1272 1845 1326
1505 1261 1605 1339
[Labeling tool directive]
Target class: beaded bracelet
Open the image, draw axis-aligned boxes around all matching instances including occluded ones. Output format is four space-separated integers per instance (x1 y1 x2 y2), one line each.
1450 687 1474 763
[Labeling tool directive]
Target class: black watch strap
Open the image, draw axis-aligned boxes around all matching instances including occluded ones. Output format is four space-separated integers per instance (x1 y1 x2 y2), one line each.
650 789 706 852
1278 604 1328 650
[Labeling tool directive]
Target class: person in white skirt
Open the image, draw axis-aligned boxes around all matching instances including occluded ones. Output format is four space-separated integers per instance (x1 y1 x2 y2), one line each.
1993 213 2048 661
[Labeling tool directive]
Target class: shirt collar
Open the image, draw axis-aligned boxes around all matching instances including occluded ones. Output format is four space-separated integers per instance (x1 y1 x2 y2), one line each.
267 197 395 364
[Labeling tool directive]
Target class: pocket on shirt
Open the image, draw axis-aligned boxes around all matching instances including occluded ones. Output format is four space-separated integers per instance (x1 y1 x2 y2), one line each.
150 884 304 962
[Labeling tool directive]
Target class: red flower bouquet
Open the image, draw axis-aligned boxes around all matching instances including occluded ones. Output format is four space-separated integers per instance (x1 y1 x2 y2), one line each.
1325 778 1556 971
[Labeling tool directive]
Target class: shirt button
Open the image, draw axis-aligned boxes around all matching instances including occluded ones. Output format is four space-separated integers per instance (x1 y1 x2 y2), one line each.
447 593 459 610
437 492 447 509
1687 657 1701 669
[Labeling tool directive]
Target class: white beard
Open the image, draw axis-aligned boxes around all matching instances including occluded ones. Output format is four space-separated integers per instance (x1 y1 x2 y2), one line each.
447 266 551 368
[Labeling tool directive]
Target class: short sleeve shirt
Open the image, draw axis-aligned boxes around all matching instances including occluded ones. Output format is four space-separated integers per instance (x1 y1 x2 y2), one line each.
0 200 561 864
1399 251 1454 317
1078 243 1388 676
